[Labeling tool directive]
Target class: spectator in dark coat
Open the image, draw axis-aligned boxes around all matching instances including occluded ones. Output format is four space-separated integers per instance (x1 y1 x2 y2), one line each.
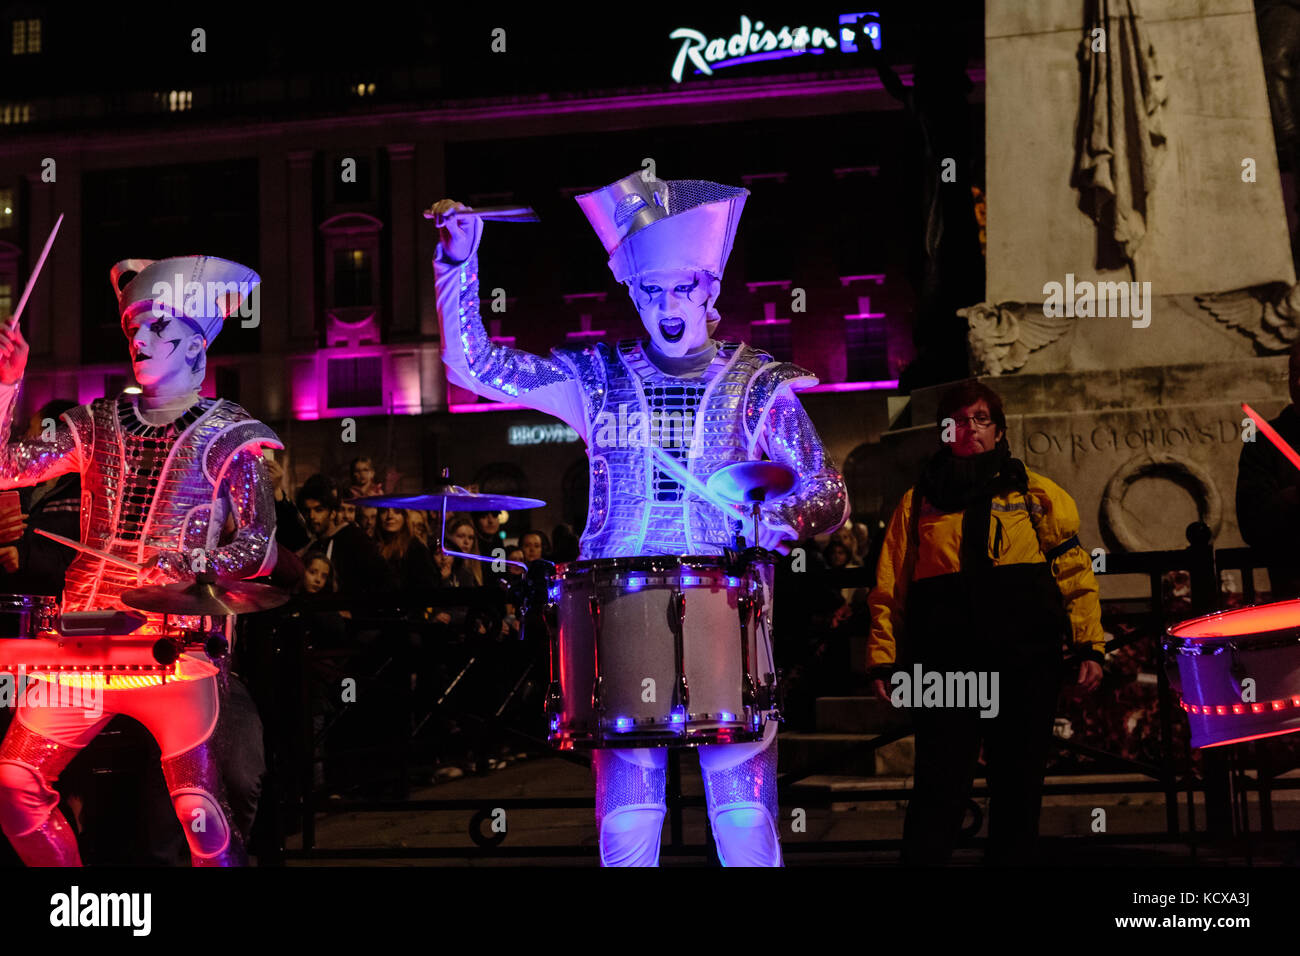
1237 340 1300 598
295 474 386 596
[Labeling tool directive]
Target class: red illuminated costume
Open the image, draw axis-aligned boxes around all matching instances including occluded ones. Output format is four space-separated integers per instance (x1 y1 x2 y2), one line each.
0 256 280 866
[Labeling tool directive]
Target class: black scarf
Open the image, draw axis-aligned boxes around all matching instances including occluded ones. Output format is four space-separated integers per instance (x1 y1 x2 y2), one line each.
917 438 1028 572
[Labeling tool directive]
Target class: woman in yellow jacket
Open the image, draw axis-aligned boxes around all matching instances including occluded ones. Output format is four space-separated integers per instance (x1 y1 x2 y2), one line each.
868 381 1104 865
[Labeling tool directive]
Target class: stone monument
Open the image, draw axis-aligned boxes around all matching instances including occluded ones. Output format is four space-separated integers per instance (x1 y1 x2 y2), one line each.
887 0 1300 577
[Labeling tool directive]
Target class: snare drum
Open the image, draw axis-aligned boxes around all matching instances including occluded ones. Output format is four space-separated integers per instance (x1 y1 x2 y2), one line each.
546 555 778 748
1166 599 1300 748
0 595 185 687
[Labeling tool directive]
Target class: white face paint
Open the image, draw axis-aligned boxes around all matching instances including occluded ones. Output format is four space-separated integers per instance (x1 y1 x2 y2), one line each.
628 268 717 358
125 310 205 393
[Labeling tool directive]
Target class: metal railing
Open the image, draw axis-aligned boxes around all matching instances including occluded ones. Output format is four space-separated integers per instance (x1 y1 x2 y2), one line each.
250 528 1300 863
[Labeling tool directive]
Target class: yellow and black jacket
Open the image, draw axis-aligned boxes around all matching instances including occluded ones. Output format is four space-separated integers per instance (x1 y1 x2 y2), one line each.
867 469 1105 676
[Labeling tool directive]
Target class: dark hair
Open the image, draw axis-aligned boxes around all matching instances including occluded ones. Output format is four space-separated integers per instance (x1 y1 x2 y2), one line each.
38 399 78 421
935 380 1007 433
297 473 340 512
521 529 550 554
350 456 373 470
377 507 411 562
301 550 337 594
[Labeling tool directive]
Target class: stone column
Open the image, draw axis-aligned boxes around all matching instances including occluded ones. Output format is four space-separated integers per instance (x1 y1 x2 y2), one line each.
287 150 317 348
387 143 416 339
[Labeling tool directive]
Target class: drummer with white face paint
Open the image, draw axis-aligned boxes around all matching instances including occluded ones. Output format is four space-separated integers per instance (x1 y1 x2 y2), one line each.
430 169 849 867
0 255 281 867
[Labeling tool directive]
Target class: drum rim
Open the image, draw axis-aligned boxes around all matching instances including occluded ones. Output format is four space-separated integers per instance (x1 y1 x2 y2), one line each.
1166 597 1300 645
554 554 767 577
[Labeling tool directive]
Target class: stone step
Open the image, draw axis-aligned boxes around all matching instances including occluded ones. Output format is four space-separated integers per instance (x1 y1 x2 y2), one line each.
815 696 910 735
788 772 1208 809
777 732 915 777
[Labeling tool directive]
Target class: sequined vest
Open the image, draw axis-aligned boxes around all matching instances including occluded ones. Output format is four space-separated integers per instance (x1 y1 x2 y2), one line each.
60 394 278 624
552 339 776 558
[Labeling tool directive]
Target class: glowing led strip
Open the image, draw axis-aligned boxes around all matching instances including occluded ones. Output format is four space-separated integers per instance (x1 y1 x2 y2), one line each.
1180 696 1300 717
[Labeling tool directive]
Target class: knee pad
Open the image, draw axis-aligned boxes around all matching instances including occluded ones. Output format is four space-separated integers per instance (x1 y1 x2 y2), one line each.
170 788 231 860
0 761 59 838
592 749 667 867
598 806 667 867
701 728 782 867
711 804 780 867
161 742 237 861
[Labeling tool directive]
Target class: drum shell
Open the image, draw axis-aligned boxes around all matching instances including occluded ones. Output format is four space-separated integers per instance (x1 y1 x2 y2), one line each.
1168 600 1300 748
549 557 773 748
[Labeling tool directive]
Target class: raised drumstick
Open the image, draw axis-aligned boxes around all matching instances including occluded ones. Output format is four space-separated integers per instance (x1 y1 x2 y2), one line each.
7 214 63 330
421 205 539 222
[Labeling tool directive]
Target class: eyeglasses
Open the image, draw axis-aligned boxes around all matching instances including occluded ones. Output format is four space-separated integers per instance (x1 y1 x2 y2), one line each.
952 415 995 429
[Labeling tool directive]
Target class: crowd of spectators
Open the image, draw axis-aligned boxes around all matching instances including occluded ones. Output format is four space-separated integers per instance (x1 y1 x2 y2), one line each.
261 454 576 791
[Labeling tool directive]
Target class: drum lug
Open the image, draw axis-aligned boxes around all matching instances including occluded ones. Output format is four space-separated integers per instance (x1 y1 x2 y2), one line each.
588 593 605 716
671 589 689 712
738 593 758 706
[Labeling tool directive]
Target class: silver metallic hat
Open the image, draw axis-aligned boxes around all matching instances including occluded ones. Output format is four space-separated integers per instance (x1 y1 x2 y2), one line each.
576 172 749 283
111 255 260 347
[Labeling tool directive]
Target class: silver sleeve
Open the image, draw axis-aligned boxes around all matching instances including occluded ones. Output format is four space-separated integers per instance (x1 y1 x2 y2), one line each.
432 250 588 430
206 447 277 578
0 381 82 489
756 388 849 539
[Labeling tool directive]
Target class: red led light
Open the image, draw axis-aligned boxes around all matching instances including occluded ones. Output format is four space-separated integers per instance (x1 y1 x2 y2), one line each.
1216 706 1228 716
1252 703 1266 714
1232 704 1245 714
1201 727 1300 748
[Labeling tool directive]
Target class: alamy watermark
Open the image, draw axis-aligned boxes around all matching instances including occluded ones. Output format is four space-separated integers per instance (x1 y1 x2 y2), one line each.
592 403 703 458
0 668 103 717
149 274 260 328
889 665 1000 718
1042 273 1151 329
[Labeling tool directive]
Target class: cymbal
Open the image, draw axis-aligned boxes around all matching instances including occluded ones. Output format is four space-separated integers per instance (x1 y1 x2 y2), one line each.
121 576 291 615
349 486 546 512
706 461 797 504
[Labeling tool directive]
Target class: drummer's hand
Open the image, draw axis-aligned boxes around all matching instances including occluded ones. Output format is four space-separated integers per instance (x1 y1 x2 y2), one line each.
428 199 476 263
0 546 18 573
0 323 30 386
140 550 190 585
1075 659 1102 693
757 520 799 555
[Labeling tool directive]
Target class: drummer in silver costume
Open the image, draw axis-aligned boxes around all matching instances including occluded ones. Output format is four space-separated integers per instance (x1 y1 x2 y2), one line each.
430 170 848 866
0 256 280 867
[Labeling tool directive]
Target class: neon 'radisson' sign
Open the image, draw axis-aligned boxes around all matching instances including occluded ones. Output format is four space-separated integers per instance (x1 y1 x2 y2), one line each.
669 13 880 83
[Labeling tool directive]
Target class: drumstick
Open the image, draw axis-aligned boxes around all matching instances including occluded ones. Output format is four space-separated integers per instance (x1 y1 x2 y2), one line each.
1243 402 1300 473
422 205 539 223
7 214 64 330
34 528 144 570
649 446 750 522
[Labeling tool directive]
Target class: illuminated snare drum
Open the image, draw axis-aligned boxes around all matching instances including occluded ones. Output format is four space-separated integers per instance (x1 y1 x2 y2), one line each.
0 598 177 688
1166 599 1300 748
546 555 778 749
